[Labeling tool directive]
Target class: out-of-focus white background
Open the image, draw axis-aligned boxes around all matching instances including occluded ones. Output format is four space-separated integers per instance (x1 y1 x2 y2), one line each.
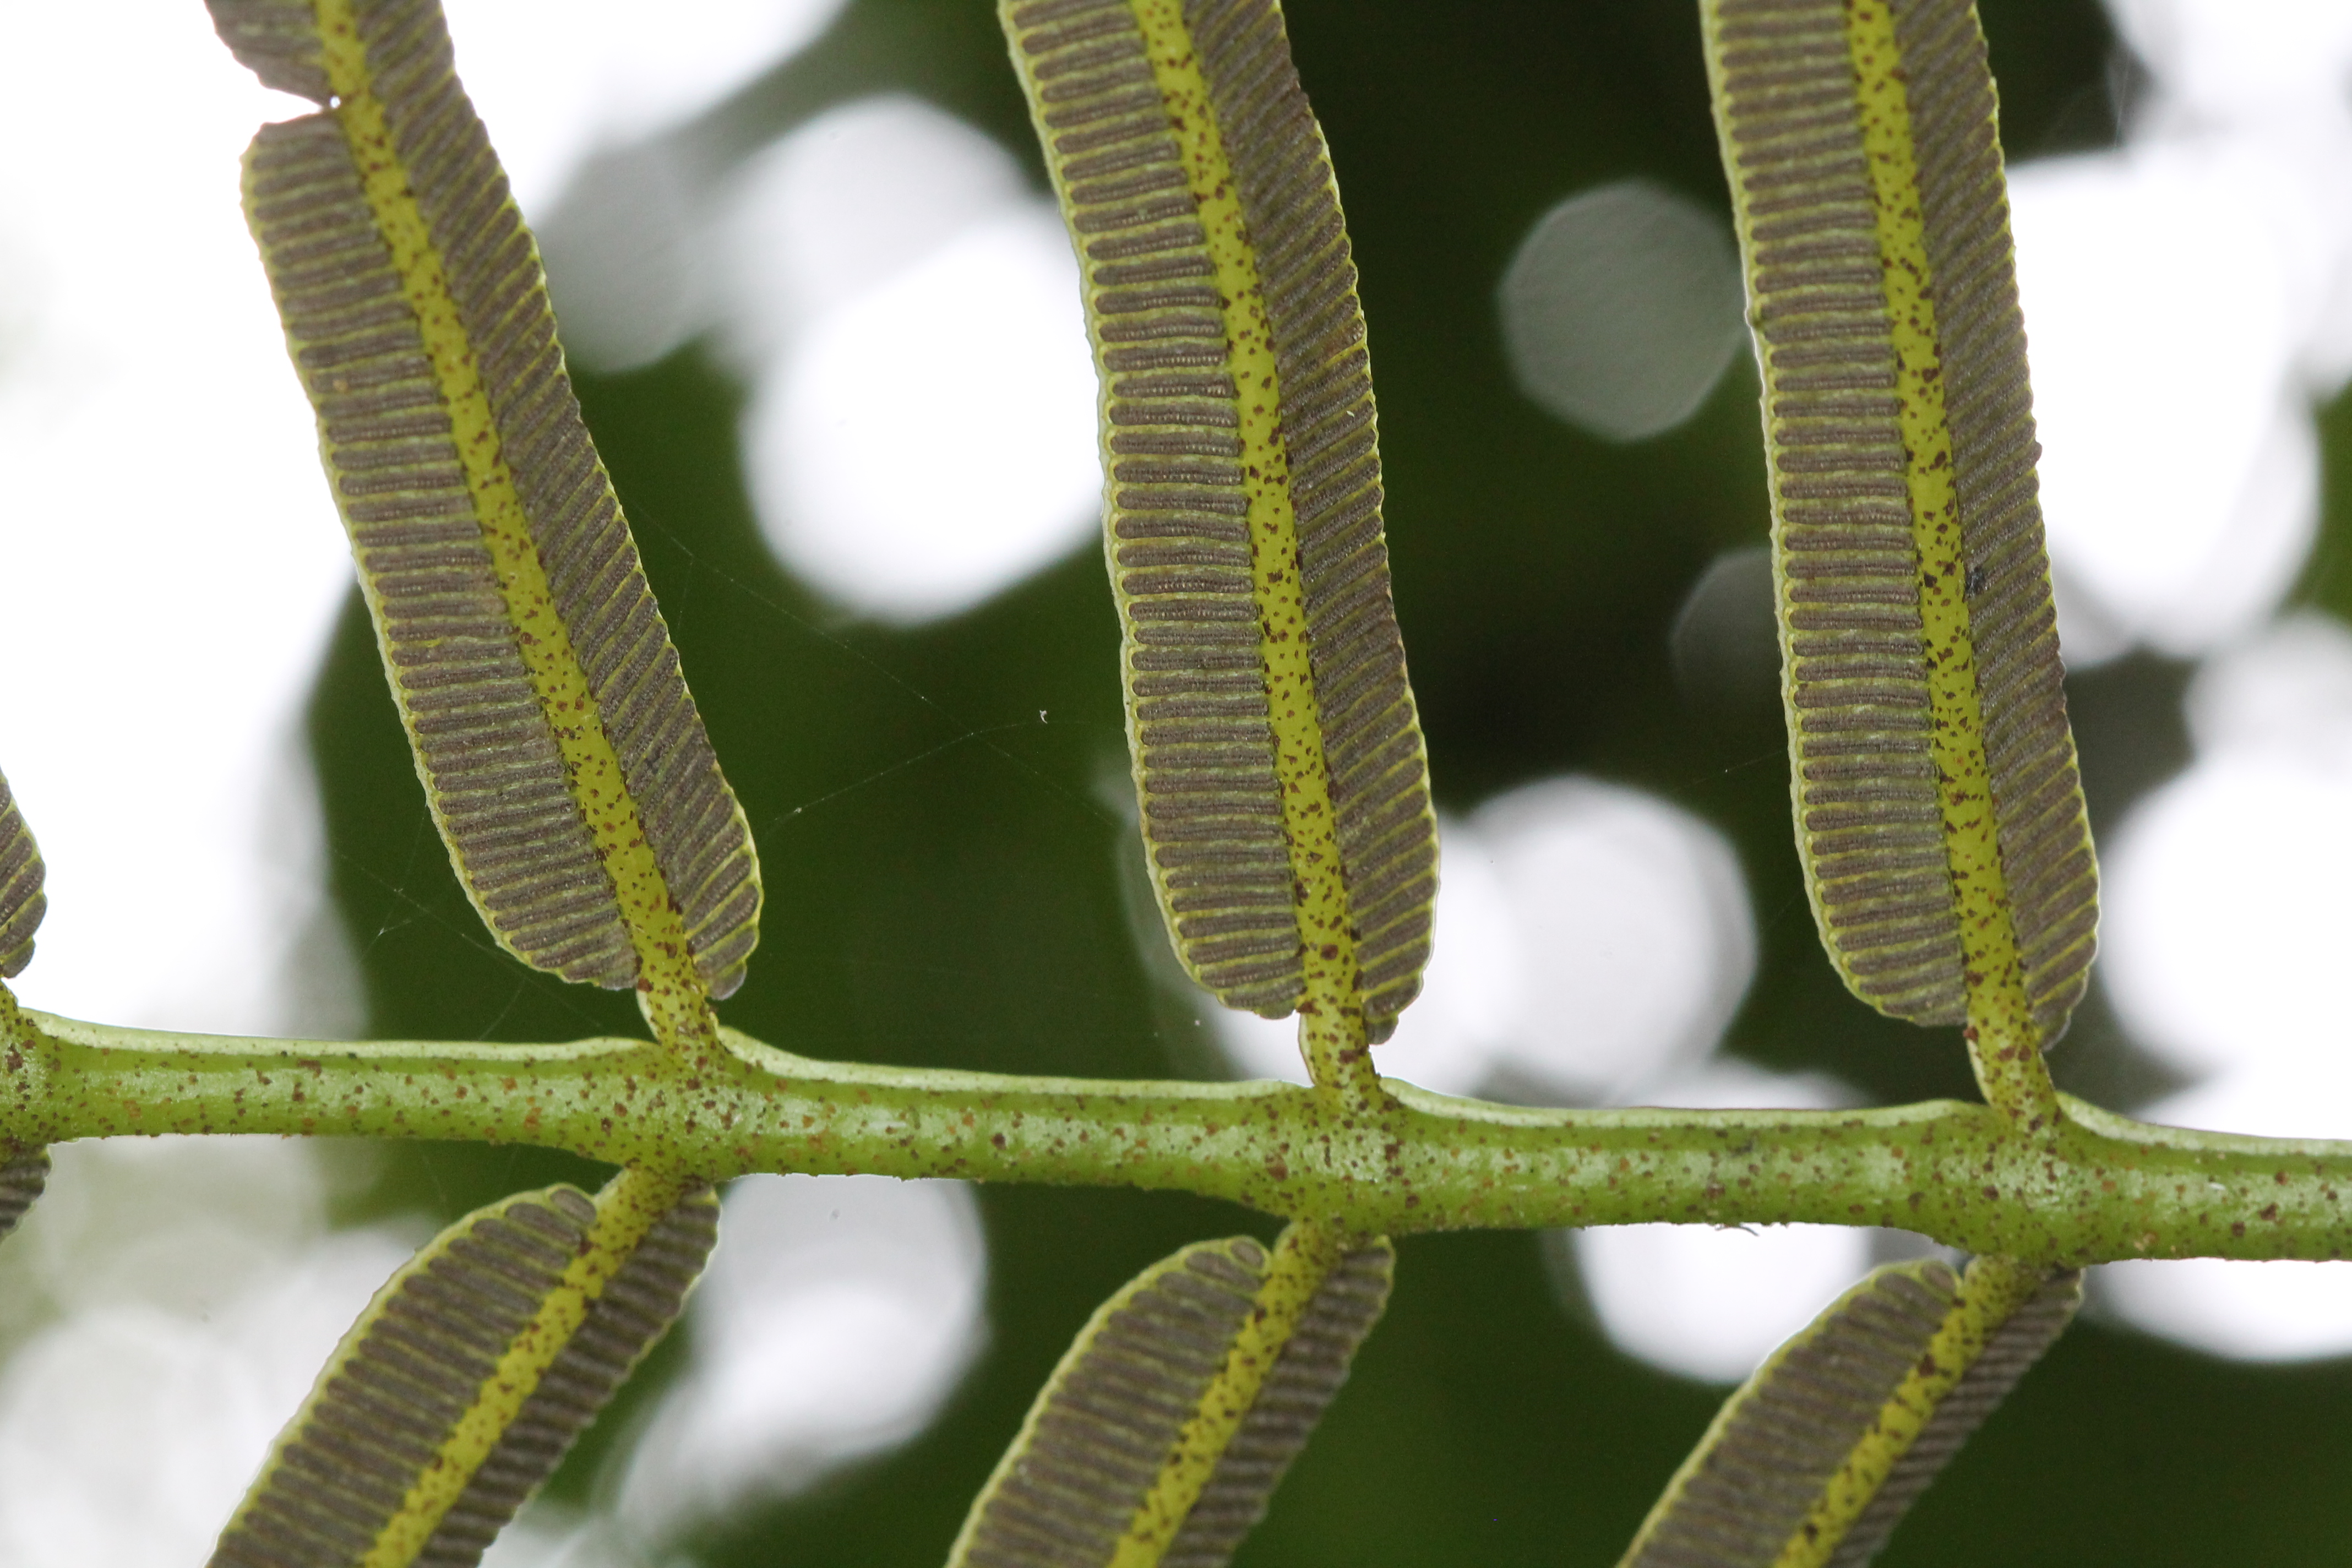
2 0 2352 1561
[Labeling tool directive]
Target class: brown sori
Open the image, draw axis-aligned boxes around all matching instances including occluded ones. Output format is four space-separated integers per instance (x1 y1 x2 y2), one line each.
205 0 329 100
1621 1262 1962 1568
412 1189 720 1566
1826 1268 2081 1567
1708 0 2094 1037
210 1190 595 1567
1003 0 1438 1039
1885 0 2097 1039
1011 0 1303 1020
1162 1240 1394 1568
221 0 761 999
208 1184 717 1568
1187 0 1437 1037
1715 0 1959 1025
952 1236 1272 1568
243 115 636 988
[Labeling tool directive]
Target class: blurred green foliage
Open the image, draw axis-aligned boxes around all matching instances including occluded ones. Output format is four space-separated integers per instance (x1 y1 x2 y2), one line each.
301 1 2352 1561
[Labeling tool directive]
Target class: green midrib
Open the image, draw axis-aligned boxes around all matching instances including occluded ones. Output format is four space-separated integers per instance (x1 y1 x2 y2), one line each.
1841 0 2052 1126
312 0 713 1052
1127 0 1375 1100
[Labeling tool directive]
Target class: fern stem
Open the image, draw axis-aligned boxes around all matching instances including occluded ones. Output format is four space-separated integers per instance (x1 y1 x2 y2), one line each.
3 1006 2346 1267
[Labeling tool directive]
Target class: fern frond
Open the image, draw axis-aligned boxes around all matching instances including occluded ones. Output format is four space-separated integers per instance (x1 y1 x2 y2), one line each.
1002 0 1439 1057
211 0 761 1047
1619 1255 2079 1567
1703 0 2097 1060
950 1221 1392 1568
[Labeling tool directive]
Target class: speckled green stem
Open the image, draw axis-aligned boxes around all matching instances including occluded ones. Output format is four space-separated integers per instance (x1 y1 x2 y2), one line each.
2 1006 2345 1265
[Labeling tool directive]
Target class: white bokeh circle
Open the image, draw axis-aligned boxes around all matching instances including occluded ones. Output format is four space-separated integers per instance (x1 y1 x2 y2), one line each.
739 207 1102 624
1559 1059 1870 1385
2099 1065 2352 1362
2103 616 2352 1078
0 1141 419 1567
1497 179 1746 443
612 1174 989 1540
2011 143 2317 662
445 0 852 215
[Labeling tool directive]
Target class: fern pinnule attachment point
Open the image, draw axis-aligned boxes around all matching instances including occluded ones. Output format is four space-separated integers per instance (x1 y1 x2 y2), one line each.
1619 1256 2080 1568
949 1221 1392 1568
1702 0 2098 1117
1000 0 1439 1083
207 1169 717 1568
208 0 761 1050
